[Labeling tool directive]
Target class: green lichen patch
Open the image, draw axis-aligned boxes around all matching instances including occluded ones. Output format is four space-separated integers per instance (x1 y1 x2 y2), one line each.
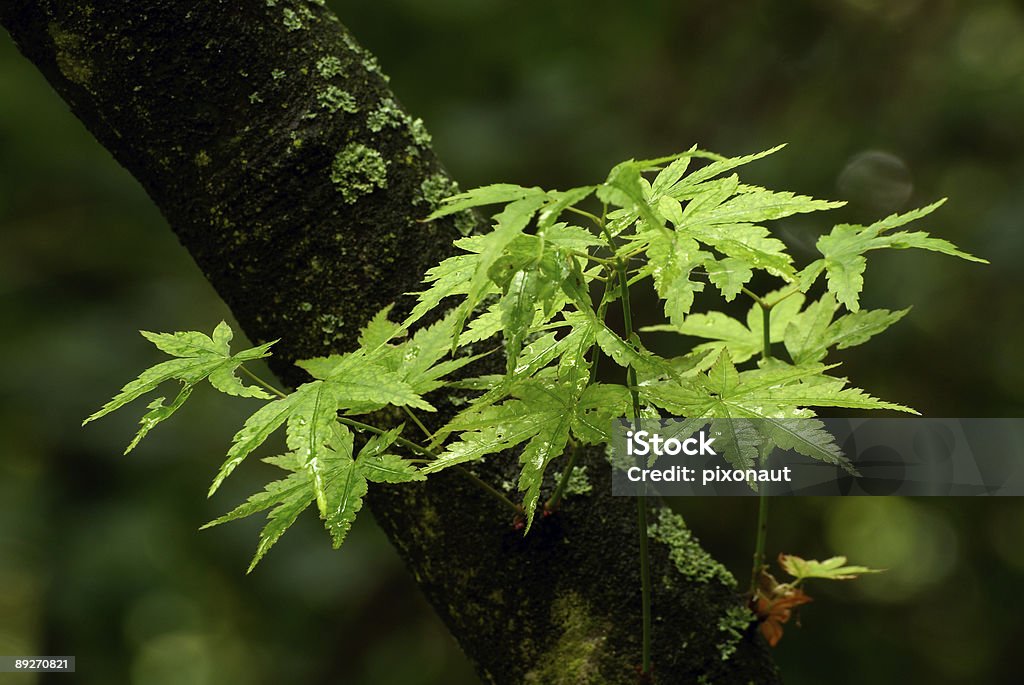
361 52 382 74
366 99 430 147
418 174 475 234
648 509 735 587
195 150 212 167
408 117 432 147
330 144 388 204
315 55 344 79
48 23 93 86
716 604 754 662
418 173 459 206
340 32 391 82
317 86 357 114
523 593 608 685
366 98 407 133
282 8 303 31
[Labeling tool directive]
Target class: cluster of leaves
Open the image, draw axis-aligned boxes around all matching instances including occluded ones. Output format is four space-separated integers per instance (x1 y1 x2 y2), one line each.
85 144 985 569
754 554 882 646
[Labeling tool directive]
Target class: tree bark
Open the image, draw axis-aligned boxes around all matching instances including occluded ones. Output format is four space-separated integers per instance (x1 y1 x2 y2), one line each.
1 2 780 683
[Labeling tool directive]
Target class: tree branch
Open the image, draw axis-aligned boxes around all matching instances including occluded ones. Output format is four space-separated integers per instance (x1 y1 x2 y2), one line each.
1 2 779 682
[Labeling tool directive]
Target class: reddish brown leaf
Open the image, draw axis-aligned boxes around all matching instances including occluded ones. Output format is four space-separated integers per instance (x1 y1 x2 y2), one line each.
754 587 813 647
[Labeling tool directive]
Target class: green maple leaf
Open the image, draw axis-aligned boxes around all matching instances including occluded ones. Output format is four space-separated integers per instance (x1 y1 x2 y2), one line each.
562 310 678 382
666 145 787 197
126 388 193 453
512 381 577 530
201 467 315 573
650 147 842 279
784 294 911 364
573 383 632 445
705 257 753 302
828 307 911 351
761 374 916 413
84 322 274 453
321 423 366 550
209 351 433 496
425 348 614 530
358 304 403 349
204 418 424 570
536 187 597 230
501 268 542 373
686 222 795 278
457 196 549 342
361 309 485 395
685 183 843 226
783 293 839 365
642 290 806 364
284 382 342 517
640 350 913 472
709 416 764 471
405 252 483 324
779 554 883 582
296 350 435 412
356 426 425 484
437 308 602 425
426 183 546 219
814 200 987 311
538 222 603 251
645 228 709 325
598 160 666 232
648 145 700 195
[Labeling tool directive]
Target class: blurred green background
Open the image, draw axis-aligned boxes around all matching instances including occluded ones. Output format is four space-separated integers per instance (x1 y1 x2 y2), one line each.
2 1 1023 683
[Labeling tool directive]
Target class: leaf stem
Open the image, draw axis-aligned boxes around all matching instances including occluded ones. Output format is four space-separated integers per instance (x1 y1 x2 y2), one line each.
609 234 652 675
750 486 769 595
402 406 433 440
751 299 771 594
239 365 288 399
740 286 766 308
764 284 801 308
569 249 617 266
761 303 772 361
565 205 606 230
337 416 435 460
545 440 582 512
637 498 652 674
453 465 522 515
338 417 521 516
614 260 642 420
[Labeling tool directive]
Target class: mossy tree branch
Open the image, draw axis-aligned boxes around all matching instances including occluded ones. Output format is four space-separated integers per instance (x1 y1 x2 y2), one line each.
0 2 779 682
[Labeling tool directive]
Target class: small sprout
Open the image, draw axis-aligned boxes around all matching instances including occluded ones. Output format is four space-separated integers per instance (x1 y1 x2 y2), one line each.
752 553 883 646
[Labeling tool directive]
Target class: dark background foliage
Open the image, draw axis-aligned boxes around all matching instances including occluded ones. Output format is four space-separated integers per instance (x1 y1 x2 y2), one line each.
2 1 1022 683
